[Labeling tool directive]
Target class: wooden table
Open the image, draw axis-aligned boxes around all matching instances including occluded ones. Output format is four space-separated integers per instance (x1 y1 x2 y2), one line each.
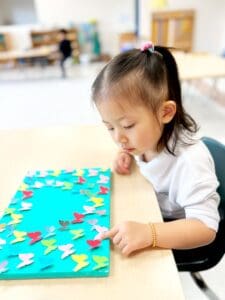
0 46 56 65
0 125 184 300
173 51 225 80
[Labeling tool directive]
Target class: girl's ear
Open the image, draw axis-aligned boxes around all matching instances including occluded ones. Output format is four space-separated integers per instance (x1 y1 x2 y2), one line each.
161 101 176 124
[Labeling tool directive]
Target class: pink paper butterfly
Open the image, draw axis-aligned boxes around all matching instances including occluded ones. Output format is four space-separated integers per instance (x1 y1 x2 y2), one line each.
98 186 109 194
96 209 107 216
22 190 33 199
93 225 108 240
87 239 101 249
77 177 86 184
71 213 85 224
27 231 42 245
0 260 8 273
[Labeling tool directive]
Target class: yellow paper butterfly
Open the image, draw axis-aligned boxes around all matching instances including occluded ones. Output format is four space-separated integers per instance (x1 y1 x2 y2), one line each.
90 197 104 207
70 229 85 240
92 255 109 270
11 230 27 244
71 254 89 272
41 239 57 255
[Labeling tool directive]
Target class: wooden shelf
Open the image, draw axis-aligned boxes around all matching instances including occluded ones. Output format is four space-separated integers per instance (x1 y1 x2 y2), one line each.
0 33 11 52
151 9 195 52
30 28 80 60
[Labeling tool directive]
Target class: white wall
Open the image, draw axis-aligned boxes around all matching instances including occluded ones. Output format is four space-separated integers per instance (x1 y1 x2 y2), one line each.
0 0 37 25
34 0 135 55
139 0 225 55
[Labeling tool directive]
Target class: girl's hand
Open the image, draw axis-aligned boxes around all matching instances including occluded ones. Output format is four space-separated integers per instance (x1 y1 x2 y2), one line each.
101 221 152 256
113 151 133 175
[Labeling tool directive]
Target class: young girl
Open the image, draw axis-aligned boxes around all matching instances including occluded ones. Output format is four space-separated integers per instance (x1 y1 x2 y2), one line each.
91 42 220 256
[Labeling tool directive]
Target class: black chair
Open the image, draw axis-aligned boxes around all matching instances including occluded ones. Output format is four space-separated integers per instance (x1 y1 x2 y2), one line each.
173 137 225 299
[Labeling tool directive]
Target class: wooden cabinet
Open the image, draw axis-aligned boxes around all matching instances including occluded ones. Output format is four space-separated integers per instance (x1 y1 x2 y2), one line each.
151 10 195 52
0 33 11 51
30 28 80 60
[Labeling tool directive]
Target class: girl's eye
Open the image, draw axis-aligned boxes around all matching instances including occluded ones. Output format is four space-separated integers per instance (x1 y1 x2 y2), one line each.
107 127 114 131
124 124 135 129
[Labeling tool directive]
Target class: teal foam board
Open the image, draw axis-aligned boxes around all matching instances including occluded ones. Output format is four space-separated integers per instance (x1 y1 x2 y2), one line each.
0 168 111 279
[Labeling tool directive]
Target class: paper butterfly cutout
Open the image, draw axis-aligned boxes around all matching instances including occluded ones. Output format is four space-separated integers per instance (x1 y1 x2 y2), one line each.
98 186 109 195
52 170 61 177
87 219 98 230
88 169 98 177
44 226 56 238
89 197 104 207
0 238 6 249
10 230 27 244
19 182 29 191
4 208 15 215
22 190 33 199
37 171 48 178
97 175 110 184
0 260 8 273
71 213 85 224
55 181 64 187
8 213 23 225
92 255 109 270
64 168 74 174
62 182 73 190
27 231 42 244
39 256 54 270
19 201 32 211
59 220 70 231
45 180 54 186
96 209 107 216
41 239 57 255
77 177 86 184
93 225 108 240
10 197 18 205
32 181 44 188
87 239 101 249
73 169 84 177
71 254 89 272
70 229 85 240
58 244 75 259
17 253 34 269
0 223 6 232
83 205 95 214
5 224 15 237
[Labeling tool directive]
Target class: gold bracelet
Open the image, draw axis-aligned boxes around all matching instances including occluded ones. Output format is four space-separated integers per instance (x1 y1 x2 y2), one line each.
149 223 157 248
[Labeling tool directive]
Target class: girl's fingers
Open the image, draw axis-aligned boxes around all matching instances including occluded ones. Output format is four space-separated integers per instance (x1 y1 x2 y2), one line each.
100 226 118 240
112 234 122 245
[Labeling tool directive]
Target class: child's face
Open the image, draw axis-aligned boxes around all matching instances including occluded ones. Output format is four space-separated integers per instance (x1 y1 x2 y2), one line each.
96 98 165 158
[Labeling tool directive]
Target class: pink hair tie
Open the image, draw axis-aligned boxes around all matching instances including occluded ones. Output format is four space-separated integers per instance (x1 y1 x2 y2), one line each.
140 41 154 52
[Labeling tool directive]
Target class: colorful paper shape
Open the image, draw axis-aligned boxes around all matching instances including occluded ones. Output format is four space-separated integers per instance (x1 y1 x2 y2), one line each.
0 168 111 279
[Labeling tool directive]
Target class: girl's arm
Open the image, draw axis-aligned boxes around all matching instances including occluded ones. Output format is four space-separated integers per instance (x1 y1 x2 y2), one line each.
101 219 216 256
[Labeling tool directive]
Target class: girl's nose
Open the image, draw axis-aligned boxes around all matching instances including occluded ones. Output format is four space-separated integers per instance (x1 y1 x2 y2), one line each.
114 130 127 145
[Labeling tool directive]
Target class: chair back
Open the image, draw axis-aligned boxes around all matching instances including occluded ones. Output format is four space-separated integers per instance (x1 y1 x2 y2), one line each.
202 137 225 219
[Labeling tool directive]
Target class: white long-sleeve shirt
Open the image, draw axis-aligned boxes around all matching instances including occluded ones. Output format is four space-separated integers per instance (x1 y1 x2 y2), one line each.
135 139 220 231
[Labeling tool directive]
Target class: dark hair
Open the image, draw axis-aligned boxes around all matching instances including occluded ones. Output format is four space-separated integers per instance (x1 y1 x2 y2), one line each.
91 46 198 154
60 29 67 35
